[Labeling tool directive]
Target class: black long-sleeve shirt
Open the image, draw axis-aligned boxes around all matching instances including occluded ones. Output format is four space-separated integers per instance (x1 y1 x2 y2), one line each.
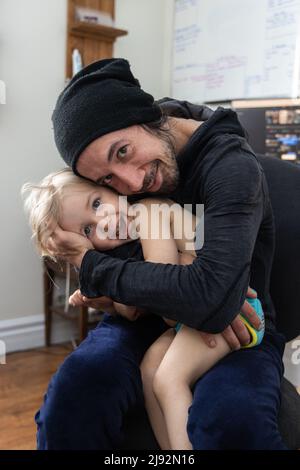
79 99 276 334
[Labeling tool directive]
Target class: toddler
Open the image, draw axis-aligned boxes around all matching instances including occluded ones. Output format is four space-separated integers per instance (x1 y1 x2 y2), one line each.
22 168 265 450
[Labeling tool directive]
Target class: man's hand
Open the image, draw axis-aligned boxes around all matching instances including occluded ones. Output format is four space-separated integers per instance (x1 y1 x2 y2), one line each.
47 225 93 267
200 287 262 351
69 290 144 321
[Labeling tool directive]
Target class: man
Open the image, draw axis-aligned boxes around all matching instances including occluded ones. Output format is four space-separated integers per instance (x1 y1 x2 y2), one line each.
36 58 288 449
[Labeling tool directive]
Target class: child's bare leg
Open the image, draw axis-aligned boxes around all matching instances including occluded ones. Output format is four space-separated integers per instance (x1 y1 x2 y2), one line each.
153 325 231 450
140 328 175 450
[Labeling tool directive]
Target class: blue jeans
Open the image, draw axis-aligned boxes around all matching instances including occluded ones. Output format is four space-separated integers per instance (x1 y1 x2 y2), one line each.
36 313 287 450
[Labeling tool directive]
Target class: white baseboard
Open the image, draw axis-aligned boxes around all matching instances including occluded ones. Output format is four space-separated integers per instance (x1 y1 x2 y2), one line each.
0 313 78 354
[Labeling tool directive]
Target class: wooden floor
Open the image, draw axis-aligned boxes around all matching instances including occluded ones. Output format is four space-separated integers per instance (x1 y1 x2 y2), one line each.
1 344 299 450
0 344 72 450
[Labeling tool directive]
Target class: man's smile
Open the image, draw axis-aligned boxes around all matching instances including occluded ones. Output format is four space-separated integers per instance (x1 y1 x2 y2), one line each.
143 161 162 192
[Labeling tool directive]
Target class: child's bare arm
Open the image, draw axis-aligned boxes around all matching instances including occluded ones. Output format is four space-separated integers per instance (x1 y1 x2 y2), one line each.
137 198 180 264
138 198 192 327
137 198 197 260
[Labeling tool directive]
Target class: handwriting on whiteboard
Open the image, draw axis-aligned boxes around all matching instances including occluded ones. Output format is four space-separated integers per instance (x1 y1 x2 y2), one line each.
172 0 300 101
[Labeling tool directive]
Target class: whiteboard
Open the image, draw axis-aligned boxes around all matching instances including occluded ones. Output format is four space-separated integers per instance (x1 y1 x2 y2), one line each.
172 0 300 102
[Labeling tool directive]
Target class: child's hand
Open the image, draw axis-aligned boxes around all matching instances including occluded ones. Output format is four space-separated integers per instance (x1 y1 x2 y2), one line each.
69 289 84 307
69 289 117 315
69 291 143 320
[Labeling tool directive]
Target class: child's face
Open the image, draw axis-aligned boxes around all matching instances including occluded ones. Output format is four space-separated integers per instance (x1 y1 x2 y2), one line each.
59 183 133 251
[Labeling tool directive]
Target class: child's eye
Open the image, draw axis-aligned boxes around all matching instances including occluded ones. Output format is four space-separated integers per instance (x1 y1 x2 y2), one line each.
92 198 101 210
117 145 128 159
84 225 92 237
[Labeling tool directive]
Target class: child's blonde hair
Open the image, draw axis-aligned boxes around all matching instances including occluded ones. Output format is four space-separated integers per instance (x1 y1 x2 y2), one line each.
21 167 97 258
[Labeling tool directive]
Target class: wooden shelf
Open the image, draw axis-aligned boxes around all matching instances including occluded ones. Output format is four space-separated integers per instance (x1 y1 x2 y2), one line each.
66 0 128 78
70 21 127 42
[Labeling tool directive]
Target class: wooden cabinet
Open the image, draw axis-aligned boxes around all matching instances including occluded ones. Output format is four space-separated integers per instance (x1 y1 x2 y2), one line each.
66 0 127 79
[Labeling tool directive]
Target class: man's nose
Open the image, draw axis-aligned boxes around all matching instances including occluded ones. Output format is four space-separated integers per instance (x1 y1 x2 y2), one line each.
115 167 145 193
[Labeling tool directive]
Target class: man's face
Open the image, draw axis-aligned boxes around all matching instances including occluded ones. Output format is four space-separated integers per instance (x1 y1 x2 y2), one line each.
76 125 179 196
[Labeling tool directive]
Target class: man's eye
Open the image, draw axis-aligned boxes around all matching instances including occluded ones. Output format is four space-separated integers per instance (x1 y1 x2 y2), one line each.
117 145 128 159
84 225 92 237
92 198 101 210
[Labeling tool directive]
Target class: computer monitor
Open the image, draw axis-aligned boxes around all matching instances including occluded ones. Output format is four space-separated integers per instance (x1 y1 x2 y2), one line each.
232 99 300 165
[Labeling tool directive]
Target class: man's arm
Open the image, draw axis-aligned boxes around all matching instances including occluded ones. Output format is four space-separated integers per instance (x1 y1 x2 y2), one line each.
79 151 264 334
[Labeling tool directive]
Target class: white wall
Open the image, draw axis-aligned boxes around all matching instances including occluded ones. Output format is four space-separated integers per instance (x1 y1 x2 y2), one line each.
0 0 67 322
0 0 173 340
114 0 174 99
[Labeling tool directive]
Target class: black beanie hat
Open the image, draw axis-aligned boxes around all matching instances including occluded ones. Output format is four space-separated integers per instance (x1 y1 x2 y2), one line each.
52 58 162 174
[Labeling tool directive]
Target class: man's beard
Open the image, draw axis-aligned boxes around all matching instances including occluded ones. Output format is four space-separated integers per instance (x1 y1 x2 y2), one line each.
152 139 179 195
